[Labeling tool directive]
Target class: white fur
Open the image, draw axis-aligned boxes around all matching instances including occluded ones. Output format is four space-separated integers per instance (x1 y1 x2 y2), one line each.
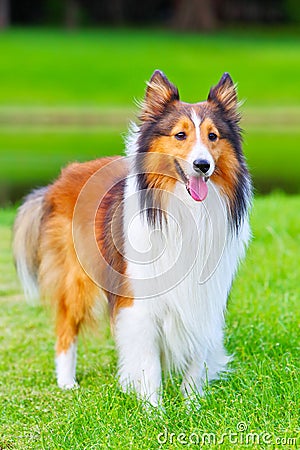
116 127 250 406
189 109 215 176
15 258 39 303
55 340 78 389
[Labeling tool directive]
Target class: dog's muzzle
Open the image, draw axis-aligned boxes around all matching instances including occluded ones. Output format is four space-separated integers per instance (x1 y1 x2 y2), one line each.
174 158 209 202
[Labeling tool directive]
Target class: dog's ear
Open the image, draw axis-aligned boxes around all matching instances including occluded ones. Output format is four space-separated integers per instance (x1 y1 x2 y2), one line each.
208 73 240 122
140 70 179 122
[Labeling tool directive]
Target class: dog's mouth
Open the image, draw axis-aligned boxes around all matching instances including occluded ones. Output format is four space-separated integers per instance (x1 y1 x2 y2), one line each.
174 159 209 202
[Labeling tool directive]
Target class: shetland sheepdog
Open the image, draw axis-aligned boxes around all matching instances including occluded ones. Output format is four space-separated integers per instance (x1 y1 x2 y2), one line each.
13 70 251 407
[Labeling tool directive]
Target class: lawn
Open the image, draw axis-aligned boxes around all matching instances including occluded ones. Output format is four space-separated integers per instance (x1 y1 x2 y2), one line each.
0 194 299 449
0 27 299 449
0 28 300 203
0 28 299 107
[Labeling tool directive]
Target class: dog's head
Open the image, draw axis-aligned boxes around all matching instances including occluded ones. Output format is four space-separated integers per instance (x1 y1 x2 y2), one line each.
133 70 251 229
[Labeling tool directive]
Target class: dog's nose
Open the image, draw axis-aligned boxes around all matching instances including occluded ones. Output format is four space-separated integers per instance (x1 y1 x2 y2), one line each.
193 159 210 174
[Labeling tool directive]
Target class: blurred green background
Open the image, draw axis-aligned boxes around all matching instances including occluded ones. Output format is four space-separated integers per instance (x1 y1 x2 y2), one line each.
0 1 300 204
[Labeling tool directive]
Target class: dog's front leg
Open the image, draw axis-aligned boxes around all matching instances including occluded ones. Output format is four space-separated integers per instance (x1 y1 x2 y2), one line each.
181 357 208 407
115 305 162 407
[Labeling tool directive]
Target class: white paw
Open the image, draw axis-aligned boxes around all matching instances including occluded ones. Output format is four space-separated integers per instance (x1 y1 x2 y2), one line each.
58 380 79 390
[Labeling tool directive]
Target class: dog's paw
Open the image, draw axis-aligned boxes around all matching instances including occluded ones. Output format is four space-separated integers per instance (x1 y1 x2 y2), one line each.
58 380 79 390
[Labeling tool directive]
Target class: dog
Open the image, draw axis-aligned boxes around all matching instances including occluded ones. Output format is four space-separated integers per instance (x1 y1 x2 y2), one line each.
13 70 252 407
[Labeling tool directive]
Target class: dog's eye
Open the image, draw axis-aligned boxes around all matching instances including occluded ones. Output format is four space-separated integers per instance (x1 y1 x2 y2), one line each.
208 132 218 142
175 132 187 141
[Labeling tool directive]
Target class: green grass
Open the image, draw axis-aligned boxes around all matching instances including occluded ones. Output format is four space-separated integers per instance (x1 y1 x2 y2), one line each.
0 194 299 449
0 129 124 183
1 124 300 202
0 28 299 448
0 28 300 202
0 28 299 106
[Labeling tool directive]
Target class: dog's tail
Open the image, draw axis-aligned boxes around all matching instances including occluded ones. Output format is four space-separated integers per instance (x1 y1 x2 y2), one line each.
13 187 48 302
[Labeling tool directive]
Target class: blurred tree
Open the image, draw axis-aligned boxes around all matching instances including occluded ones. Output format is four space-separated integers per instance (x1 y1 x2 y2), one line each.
108 0 125 24
0 0 10 28
65 0 80 28
172 0 218 31
285 0 300 22
45 0 64 25
5 0 300 28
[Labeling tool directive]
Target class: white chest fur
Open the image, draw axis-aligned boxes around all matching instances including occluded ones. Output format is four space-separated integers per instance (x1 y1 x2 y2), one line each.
115 175 250 404
120 176 250 373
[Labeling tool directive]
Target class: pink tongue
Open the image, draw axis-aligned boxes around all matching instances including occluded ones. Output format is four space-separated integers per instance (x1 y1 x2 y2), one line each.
189 176 208 201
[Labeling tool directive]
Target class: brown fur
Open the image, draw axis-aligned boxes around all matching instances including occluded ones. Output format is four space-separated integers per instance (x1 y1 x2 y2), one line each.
35 157 131 352
140 114 201 216
140 70 179 122
141 108 240 214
